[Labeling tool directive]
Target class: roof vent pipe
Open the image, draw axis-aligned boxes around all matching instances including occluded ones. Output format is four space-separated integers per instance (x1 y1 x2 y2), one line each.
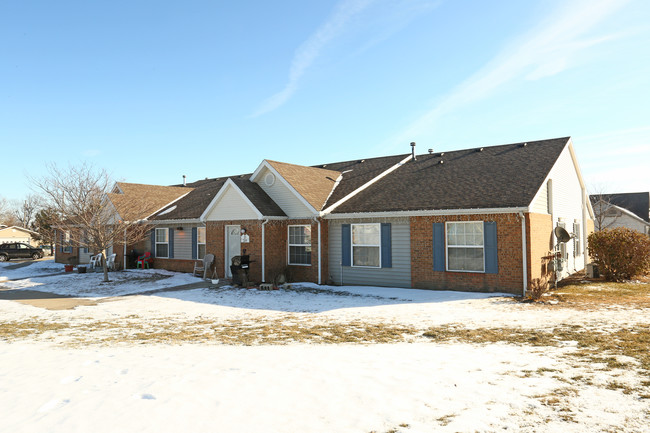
410 142 416 161
183 175 187 186
428 149 434 154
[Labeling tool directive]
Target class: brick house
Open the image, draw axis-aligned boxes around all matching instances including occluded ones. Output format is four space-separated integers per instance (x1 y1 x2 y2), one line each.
134 136 594 296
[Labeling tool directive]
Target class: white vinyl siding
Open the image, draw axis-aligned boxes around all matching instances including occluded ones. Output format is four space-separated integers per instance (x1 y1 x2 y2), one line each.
545 146 588 276
329 219 411 288
204 185 259 221
531 180 550 214
256 167 313 217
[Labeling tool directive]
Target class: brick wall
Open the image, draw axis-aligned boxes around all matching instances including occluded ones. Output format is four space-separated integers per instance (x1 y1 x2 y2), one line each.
410 213 525 294
205 219 326 284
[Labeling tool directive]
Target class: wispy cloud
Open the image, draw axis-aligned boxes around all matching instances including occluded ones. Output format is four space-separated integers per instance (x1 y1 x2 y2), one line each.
389 0 630 147
251 0 375 117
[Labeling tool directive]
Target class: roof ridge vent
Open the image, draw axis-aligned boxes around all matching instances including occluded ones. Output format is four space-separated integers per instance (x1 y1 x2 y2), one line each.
521 142 528 147
358 159 365 163
477 147 484 152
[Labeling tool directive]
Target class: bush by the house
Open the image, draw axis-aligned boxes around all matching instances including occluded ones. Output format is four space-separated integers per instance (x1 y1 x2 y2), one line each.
588 228 650 281
527 276 550 302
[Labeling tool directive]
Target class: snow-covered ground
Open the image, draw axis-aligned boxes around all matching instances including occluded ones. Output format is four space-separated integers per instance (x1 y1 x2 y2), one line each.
1 259 648 432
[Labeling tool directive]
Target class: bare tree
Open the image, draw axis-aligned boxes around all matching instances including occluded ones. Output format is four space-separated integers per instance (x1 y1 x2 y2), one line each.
589 185 621 231
0 196 20 227
32 163 152 282
13 194 42 229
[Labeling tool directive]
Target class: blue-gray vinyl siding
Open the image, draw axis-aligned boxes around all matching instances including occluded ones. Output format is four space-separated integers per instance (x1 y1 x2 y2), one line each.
328 219 411 288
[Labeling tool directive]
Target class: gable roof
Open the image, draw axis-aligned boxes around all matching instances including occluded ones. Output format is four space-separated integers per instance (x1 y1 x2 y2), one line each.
106 182 192 221
589 192 649 222
150 175 285 221
251 160 341 212
0 226 39 236
330 137 570 214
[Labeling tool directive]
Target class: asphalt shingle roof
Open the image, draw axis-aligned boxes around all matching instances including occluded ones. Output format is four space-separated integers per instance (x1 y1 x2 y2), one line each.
266 160 340 211
589 192 649 222
330 137 570 214
107 182 192 221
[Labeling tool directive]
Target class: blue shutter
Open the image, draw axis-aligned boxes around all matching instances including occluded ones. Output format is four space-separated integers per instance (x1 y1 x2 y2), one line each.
484 221 498 274
191 227 198 260
380 223 392 268
432 223 445 271
168 228 174 259
150 229 156 257
341 224 351 266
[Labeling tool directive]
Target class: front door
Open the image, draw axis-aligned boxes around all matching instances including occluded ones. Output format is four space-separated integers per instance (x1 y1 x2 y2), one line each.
225 225 241 278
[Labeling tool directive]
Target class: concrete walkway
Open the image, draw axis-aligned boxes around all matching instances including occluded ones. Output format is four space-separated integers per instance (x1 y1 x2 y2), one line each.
0 278 228 311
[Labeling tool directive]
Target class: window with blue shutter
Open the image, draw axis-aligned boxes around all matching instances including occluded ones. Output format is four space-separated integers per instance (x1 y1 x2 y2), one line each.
380 223 391 268
150 229 156 257
168 228 174 259
191 227 198 260
484 221 498 274
341 224 351 266
432 223 445 271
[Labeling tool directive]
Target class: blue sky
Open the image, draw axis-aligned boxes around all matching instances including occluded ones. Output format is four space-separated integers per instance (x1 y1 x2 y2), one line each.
1 0 649 203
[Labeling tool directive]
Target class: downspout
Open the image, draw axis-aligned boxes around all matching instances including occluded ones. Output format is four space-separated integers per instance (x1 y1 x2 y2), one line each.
519 212 528 297
318 219 322 285
123 228 127 270
261 219 269 282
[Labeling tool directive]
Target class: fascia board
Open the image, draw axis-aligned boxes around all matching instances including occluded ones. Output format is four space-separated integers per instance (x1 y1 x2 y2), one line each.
325 207 529 219
200 178 264 221
144 191 193 221
256 161 319 214
321 154 412 216
526 137 570 211
611 204 650 226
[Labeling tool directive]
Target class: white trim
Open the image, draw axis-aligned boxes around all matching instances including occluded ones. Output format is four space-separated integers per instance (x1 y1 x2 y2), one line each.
445 221 485 273
148 218 201 225
317 219 322 285
287 224 312 266
196 226 206 260
225 225 241 278
519 212 527 297
262 219 269 282
608 204 650 226
145 191 193 221
350 223 381 268
251 160 319 214
155 227 169 258
199 178 264 221
325 207 529 219
321 155 412 216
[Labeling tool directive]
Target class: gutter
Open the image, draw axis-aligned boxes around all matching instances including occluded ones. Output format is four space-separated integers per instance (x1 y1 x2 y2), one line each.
325 207 529 219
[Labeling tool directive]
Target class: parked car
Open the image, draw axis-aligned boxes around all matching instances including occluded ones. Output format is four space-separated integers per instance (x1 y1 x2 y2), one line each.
0 242 44 261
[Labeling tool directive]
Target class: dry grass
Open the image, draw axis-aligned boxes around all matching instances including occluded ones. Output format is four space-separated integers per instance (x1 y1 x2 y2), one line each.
548 279 650 309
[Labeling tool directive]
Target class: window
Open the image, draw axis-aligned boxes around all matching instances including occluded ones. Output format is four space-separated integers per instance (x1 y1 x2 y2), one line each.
155 228 169 258
352 223 380 267
573 221 581 257
63 231 72 253
288 225 311 265
446 221 484 272
197 227 206 260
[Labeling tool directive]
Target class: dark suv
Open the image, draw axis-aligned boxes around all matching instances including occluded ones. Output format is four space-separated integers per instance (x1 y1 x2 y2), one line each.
0 243 44 261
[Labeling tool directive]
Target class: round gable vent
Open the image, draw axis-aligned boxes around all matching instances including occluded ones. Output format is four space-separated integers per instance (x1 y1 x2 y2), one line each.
264 173 275 187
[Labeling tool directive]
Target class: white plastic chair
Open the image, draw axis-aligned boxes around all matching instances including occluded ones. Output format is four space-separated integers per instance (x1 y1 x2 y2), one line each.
89 253 102 269
193 253 215 279
106 253 117 271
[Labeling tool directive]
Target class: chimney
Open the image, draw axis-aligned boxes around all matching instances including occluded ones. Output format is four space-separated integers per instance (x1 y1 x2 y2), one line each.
182 175 186 186
410 142 416 161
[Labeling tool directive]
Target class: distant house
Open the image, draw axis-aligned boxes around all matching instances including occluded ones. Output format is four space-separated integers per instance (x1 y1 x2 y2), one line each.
590 192 650 236
0 226 40 246
118 136 594 296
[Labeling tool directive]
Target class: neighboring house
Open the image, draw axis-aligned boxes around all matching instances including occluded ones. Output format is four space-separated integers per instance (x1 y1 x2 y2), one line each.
54 182 192 267
129 136 593 296
0 226 40 246
589 192 650 236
